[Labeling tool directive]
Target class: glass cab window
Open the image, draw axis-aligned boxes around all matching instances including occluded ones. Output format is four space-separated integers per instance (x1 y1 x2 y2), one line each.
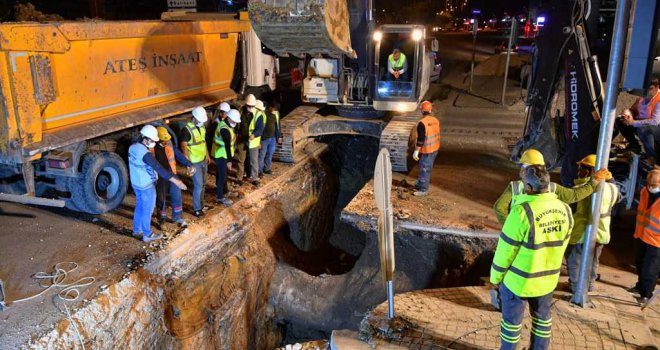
375 32 418 100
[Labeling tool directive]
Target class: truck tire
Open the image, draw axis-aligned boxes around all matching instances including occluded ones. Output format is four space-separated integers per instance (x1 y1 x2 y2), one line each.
74 152 128 214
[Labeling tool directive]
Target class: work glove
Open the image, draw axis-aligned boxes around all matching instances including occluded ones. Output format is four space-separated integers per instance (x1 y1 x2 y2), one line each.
170 177 187 191
593 168 612 182
489 287 502 311
413 150 420 162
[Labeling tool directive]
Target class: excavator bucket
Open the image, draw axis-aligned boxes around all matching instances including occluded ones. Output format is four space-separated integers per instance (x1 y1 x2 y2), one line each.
248 0 356 58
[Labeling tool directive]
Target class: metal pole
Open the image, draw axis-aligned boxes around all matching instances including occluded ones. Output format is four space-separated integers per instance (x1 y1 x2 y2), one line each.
570 0 631 307
387 280 394 318
469 19 478 92
501 20 517 105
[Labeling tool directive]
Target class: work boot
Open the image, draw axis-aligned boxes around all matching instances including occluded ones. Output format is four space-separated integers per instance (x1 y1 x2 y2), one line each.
175 219 188 228
627 286 640 295
143 233 163 243
250 178 261 186
132 232 143 240
264 169 272 175
157 216 167 229
216 198 233 207
413 190 428 197
194 210 204 218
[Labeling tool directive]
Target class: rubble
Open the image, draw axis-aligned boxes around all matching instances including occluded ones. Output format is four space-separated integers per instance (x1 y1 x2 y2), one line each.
12 3 63 22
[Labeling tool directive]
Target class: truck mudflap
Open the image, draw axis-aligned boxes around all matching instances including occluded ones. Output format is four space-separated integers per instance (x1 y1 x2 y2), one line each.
248 0 355 58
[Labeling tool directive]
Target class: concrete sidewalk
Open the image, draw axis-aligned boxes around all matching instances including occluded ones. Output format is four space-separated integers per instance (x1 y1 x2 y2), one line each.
335 268 659 350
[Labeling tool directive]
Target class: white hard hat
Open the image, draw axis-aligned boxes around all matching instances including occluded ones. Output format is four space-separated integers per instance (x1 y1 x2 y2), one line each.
192 106 208 123
140 124 159 141
219 102 231 113
227 109 241 123
255 100 265 111
245 94 257 106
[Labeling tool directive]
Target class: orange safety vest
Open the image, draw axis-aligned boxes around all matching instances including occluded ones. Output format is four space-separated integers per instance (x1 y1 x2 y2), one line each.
648 93 660 118
150 143 177 174
634 188 660 248
419 116 441 154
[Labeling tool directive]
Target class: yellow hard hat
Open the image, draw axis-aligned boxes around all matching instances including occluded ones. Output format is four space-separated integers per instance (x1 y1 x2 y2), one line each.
519 149 545 166
577 154 597 168
156 127 171 141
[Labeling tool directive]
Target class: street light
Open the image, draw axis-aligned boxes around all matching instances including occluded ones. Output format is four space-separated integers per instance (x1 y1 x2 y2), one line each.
412 29 423 41
373 30 383 41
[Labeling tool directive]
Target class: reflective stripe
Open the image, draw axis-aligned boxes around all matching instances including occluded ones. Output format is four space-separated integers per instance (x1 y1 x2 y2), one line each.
531 328 552 338
511 181 522 196
600 184 617 218
500 333 521 343
492 263 507 272
508 266 561 278
636 219 660 234
521 202 571 249
522 203 536 243
501 320 522 331
564 202 574 230
522 236 570 250
549 182 556 193
499 232 522 247
531 316 552 326
639 212 660 226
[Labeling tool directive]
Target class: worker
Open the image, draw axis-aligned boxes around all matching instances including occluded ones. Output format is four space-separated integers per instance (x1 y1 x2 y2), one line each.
490 165 574 350
207 102 231 154
235 94 257 185
493 149 610 225
411 101 440 197
129 125 187 242
259 101 282 176
566 155 618 293
154 126 195 228
180 106 210 218
616 79 660 162
629 170 660 305
387 48 408 81
213 109 241 207
247 100 266 185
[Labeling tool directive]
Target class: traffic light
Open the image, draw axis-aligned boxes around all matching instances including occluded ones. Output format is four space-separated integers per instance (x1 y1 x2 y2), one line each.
622 0 660 93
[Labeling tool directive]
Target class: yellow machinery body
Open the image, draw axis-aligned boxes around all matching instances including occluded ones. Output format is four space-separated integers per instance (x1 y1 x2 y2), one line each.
0 17 250 164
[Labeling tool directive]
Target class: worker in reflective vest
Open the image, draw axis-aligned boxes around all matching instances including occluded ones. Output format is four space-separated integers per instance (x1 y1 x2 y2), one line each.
259 101 282 176
629 170 660 305
154 127 194 228
213 109 241 207
411 101 440 197
129 125 187 242
236 94 257 185
617 79 660 162
566 155 618 293
490 165 574 350
387 48 408 81
493 149 610 225
247 100 266 185
180 106 210 218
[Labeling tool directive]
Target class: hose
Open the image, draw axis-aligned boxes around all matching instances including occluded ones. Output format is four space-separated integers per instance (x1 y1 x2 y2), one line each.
12 262 95 350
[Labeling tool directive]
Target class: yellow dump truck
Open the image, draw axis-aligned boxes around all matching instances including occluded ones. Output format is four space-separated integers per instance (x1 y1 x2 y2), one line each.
0 15 252 213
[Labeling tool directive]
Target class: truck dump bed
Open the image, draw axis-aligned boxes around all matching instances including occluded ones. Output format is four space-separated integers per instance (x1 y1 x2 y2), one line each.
0 17 250 164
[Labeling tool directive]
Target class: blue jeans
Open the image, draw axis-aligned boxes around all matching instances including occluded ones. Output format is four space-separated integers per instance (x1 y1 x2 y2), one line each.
192 161 207 212
567 242 603 293
214 157 228 200
500 283 553 350
156 179 183 221
259 137 277 174
133 185 156 236
416 151 438 192
637 125 660 158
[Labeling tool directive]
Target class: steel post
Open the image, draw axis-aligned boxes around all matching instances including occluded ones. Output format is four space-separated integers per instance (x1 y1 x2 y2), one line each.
570 0 631 307
501 20 517 105
387 280 394 319
469 19 478 92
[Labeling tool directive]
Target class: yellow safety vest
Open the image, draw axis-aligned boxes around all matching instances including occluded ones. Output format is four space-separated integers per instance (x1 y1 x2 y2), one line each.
491 192 574 297
388 53 407 71
570 181 618 245
212 121 235 160
249 111 265 149
185 122 207 163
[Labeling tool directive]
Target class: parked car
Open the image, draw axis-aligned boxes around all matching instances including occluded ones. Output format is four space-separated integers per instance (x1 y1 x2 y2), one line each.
494 41 519 54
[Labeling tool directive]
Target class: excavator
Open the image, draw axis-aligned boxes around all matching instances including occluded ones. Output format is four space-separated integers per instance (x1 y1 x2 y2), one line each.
248 0 436 171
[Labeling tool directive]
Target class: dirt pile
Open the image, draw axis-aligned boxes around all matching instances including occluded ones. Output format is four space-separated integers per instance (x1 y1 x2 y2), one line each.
12 3 63 22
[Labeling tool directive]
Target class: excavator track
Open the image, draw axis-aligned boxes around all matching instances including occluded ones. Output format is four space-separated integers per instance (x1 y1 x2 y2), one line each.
274 105 320 163
379 113 419 172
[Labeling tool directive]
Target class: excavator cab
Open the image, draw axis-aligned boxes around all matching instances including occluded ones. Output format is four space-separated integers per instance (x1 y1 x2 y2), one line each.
373 25 432 113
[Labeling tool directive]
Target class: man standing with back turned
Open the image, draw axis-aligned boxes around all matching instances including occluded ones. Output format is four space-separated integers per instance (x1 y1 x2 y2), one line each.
490 165 573 350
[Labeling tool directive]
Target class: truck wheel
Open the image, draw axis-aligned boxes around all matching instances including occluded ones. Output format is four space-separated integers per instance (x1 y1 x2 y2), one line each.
76 152 128 214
